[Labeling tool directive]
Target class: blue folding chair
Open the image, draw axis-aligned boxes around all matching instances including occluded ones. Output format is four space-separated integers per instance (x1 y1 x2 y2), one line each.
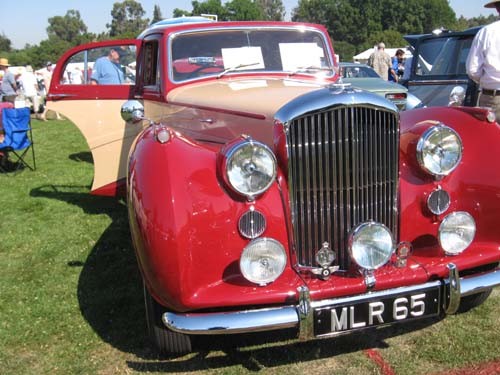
0 107 36 172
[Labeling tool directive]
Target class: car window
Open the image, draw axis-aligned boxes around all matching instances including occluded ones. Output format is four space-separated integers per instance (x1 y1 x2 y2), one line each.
341 65 379 78
60 45 136 85
142 40 159 87
170 28 333 81
416 36 473 77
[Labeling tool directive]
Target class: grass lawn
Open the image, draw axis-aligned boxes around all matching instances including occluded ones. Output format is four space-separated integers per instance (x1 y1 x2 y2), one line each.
0 118 499 374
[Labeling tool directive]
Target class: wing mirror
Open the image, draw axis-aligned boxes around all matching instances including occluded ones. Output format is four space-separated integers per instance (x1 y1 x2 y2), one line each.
121 100 145 123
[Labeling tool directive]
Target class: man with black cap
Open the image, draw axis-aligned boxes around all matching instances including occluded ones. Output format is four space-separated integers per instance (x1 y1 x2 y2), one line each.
91 47 127 85
466 1 500 122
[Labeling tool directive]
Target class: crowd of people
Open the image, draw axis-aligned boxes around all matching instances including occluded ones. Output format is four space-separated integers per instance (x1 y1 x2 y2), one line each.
0 58 56 118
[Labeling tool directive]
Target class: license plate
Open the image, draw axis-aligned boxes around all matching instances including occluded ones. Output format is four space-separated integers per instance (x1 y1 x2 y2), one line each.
314 285 441 336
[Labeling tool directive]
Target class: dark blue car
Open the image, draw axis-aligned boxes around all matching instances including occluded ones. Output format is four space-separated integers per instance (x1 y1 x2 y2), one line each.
401 27 481 107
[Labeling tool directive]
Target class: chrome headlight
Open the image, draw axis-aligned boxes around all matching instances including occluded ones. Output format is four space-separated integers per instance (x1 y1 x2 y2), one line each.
240 238 286 285
417 125 462 177
223 139 277 199
348 222 394 271
439 211 475 255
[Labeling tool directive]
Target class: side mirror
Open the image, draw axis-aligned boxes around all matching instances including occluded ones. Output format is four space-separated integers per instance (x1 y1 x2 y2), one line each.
121 100 144 123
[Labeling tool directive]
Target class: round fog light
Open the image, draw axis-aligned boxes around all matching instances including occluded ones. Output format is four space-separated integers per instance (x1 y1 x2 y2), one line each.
240 238 286 285
349 222 394 271
439 211 475 255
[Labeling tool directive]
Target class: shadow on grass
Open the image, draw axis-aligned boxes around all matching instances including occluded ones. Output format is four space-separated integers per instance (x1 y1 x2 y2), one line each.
127 318 440 372
30 184 148 355
31 184 442 372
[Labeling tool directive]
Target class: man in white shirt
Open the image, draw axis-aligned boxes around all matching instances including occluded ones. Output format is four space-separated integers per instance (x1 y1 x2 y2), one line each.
466 0 500 122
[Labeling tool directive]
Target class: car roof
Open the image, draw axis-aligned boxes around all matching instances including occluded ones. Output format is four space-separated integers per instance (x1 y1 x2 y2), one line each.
404 26 482 48
138 19 328 39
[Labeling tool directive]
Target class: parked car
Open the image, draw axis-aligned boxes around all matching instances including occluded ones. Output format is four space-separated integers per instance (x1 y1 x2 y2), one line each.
339 62 411 110
47 18 500 356
401 27 481 107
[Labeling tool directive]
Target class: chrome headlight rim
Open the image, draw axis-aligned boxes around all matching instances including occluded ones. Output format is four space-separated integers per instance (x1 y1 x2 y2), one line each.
348 221 395 271
438 211 476 255
239 237 287 285
416 124 463 177
222 139 277 199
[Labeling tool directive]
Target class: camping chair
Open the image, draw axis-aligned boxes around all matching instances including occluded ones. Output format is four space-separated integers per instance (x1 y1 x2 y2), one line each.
0 107 36 172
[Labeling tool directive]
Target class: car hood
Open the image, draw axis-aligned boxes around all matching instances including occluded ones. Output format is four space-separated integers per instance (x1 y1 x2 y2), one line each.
167 77 327 120
342 78 407 94
164 77 396 147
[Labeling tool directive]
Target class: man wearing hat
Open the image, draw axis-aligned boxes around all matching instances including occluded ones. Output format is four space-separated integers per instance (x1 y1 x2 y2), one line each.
91 47 127 85
0 57 18 103
466 1 500 123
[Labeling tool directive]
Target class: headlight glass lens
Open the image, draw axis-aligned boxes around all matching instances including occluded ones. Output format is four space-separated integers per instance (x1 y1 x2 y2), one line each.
349 222 394 271
439 211 475 255
240 238 286 285
417 125 462 176
226 141 276 198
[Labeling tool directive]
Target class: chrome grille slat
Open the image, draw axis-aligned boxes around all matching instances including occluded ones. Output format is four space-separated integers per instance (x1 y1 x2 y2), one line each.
288 106 399 270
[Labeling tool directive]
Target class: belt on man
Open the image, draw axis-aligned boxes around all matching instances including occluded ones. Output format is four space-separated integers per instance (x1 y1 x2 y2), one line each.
482 89 500 96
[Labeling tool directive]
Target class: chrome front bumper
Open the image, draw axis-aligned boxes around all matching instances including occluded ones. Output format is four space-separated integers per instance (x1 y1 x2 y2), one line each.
163 264 500 339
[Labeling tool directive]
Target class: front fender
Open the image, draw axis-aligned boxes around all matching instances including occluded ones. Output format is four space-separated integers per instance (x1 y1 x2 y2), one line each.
127 126 303 312
399 107 500 276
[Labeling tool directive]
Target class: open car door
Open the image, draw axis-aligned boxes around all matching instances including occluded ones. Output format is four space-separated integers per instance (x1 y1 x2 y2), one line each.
47 39 143 196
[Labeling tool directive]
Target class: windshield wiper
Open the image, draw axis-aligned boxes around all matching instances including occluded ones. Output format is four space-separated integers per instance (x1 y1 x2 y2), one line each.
288 65 334 77
217 62 260 78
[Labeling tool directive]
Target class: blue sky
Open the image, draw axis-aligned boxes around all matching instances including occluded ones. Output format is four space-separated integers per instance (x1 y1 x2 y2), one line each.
2 0 497 49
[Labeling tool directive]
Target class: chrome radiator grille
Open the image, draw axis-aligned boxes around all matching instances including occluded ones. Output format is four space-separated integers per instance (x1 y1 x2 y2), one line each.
287 106 399 270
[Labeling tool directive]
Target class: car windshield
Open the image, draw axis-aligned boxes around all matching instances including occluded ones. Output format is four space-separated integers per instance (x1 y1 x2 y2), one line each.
170 28 334 82
415 36 473 77
341 65 379 78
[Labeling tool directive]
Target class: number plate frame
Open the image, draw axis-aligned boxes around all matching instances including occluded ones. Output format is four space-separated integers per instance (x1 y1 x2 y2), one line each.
314 284 442 337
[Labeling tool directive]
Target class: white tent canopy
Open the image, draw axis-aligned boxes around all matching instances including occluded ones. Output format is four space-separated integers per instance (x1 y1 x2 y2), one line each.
352 47 412 64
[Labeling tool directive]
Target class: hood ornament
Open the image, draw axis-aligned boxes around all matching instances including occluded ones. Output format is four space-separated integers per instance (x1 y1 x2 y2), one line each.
311 242 339 280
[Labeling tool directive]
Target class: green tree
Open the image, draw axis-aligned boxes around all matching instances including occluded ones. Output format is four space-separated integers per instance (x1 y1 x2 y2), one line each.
0 32 12 52
257 0 286 21
151 4 163 24
107 0 150 38
172 8 192 17
421 0 456 32
190 0 227 19
225 0 264 20
47 10 89 44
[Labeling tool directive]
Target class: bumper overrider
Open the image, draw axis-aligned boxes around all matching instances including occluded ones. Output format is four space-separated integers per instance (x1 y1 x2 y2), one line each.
163 264 500 339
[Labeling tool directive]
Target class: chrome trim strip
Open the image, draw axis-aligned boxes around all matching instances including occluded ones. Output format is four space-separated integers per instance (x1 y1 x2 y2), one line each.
162 266 500 336
407 79 468 86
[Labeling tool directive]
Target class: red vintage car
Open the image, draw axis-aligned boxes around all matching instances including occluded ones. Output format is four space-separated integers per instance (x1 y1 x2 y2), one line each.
47 17 500 356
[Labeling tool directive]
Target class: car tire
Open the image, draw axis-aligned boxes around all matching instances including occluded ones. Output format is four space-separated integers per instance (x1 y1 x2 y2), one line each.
143 284 192 356
457 288 492 313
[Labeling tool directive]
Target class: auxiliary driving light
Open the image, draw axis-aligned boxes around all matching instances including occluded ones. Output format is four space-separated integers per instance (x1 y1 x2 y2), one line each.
240 238 286 285
348 222 394 271
439 211 475 255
